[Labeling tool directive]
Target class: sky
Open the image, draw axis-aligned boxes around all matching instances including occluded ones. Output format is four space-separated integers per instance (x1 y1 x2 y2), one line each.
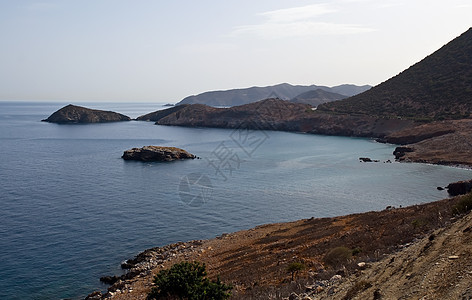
0 0 471 102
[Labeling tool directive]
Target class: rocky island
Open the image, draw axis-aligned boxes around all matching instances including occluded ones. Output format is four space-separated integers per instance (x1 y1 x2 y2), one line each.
121 146 196 162
42 104 131 123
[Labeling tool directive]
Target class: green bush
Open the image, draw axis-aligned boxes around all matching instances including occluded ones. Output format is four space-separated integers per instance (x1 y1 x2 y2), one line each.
147 261 232 300
323 246 352 268
287 262 305 281
411 218 429 229
351 248 362 256
453 193 472 215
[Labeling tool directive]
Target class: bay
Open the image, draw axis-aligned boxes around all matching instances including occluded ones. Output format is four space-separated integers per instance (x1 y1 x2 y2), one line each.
0 101 470 299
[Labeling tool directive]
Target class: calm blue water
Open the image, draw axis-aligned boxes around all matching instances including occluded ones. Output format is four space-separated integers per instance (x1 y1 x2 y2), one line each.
0 101 470 299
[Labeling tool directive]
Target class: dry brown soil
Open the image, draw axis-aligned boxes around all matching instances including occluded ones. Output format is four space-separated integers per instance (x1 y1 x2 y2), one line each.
90 195 471 300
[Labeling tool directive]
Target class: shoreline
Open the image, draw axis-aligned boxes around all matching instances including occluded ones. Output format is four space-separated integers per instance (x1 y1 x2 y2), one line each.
86 193 470 299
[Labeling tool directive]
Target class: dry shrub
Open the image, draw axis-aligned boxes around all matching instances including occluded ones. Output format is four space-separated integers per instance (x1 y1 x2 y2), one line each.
323 246 352 268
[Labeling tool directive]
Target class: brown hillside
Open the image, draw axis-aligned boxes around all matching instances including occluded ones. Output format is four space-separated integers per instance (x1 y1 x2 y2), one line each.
319 28 472 121
87 195 470 299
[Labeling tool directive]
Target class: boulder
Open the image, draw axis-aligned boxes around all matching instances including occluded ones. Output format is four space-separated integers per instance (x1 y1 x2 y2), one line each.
122 146 196 162
42 104 130 123
446 179 472 196
84 291 103 300
100 275 120 285
393 146 414 160
359 157 380 162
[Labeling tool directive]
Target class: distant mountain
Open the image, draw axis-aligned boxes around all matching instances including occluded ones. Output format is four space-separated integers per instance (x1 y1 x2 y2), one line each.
319 28 472 121
290 89 347 106
176 83 371 107
329 84 372 97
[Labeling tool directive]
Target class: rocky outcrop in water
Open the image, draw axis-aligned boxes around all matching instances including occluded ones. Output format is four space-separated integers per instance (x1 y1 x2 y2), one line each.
121 146 196 162
393 146 414 160
42 104 130 123
446 179 472 196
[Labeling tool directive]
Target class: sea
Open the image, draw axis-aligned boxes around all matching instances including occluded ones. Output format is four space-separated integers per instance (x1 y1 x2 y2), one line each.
0 101 471 299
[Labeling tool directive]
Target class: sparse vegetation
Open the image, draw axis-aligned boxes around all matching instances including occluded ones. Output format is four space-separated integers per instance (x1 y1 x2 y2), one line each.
453 193 472 215
323 246 352 268
412 218 430 229
287 262 305 281
147 261 232 300
351 247 362 256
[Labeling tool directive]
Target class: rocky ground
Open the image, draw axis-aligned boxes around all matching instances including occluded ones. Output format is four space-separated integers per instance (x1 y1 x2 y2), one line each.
385 119 472 167
311 211 472 300
85 193 471 300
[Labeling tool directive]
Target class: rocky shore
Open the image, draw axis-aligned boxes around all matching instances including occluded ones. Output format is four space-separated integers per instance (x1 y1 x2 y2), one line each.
85 193 472 299
386 119 472 167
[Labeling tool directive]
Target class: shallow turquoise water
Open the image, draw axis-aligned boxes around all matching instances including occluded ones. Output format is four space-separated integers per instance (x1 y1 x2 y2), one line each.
0 101 470 299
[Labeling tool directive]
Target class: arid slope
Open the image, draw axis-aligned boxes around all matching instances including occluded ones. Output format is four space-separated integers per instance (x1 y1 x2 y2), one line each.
87 195 470 299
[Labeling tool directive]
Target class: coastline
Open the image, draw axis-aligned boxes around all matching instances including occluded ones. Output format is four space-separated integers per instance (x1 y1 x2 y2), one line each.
86 194 469 299
83 112 472 299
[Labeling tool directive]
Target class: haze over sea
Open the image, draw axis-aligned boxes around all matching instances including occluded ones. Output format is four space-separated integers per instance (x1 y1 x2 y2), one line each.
1 101 471 299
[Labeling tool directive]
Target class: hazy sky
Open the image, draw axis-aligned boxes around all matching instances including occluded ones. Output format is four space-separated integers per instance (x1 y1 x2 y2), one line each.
1 0 471 102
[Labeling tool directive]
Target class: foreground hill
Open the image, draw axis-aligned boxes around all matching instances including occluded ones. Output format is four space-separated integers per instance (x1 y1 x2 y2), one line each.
87 194 472 299
42 104 131 124
176 83 371 107
319 28 472 121
314 210 472 300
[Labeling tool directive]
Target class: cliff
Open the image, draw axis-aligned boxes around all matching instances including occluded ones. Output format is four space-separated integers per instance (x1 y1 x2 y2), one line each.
42 104 130 124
